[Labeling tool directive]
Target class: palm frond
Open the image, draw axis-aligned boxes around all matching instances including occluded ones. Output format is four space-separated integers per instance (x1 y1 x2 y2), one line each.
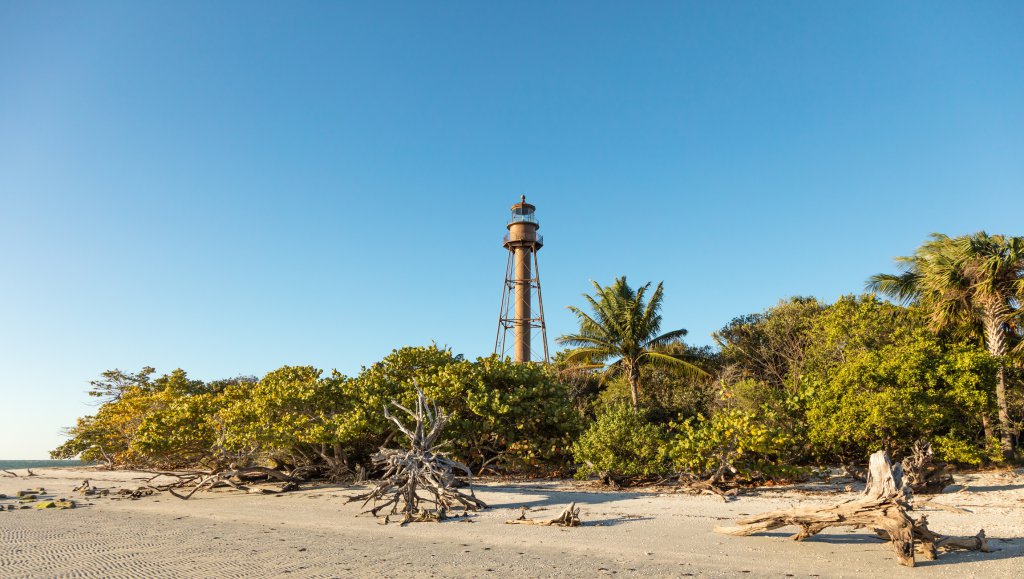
867 272 921 304
557 333 616 351
565 306 613 342
561 347 613 365
639 351 710 380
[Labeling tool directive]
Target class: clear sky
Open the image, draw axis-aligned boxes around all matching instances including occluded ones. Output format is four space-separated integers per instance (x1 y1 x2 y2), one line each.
1 1 1021 458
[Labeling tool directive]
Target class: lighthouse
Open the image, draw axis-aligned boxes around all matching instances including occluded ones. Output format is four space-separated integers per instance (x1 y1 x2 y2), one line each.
494 196 549 363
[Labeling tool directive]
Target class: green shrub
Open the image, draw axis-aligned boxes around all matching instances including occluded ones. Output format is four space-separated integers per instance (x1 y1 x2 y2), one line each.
134 390 221 469
667 405 801 480
932 433 983 466
51 368 206 468
343 347 578 473
800 298 998 463
54 347 579 475
572 403 669 478
215 366 352 473
454 356 579 472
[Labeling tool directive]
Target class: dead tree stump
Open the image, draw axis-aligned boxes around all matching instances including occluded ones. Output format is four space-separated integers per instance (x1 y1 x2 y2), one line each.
900 440 953 493
714 450 992 567
348 388 487 524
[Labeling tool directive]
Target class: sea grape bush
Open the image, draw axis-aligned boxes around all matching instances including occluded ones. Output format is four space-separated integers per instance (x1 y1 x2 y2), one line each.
53 346 578 476
667 403 802 481
571 402 669 478
799 296 999 464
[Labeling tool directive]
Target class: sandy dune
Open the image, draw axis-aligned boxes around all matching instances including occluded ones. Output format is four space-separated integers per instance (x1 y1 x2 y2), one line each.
1 468 1021 578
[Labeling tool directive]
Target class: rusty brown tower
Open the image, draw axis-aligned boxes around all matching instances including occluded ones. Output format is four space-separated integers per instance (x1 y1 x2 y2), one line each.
495 196 549 363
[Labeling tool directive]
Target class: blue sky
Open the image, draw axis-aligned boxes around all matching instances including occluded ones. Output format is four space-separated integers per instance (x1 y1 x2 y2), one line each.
1 1 1021 458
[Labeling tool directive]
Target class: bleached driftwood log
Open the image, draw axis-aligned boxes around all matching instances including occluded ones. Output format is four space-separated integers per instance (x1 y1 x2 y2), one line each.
714 450 992 567
348 389 486 524
506 503 582 527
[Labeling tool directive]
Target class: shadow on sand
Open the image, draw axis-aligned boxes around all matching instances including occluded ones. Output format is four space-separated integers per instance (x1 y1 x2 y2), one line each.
758 530 1024 567
585 516 655 527
956 483 1024 493
480 483 647 510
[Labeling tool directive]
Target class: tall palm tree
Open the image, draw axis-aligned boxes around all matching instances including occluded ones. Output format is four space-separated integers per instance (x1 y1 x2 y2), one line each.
868 232 1024 459
558 276 709 407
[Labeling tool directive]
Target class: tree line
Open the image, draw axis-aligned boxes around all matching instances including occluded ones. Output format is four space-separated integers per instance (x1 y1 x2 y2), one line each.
53 231 1022 480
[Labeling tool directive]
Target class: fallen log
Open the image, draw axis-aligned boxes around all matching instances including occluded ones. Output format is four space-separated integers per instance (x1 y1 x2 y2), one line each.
874 514 991 560
248 482 301 495
116 487 156 499
714 450 992 567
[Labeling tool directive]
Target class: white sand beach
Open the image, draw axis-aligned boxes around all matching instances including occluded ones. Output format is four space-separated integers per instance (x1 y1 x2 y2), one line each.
1 468 1022 578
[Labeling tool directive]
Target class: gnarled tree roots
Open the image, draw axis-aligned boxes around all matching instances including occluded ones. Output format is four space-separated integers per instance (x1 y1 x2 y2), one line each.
348 389 487 524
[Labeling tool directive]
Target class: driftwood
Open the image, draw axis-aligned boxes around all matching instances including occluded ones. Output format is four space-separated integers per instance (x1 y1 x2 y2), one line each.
140 467 300 500
596 470 623 489
0 468 36 477
839 461 867 482
506 503 581 527
675 477 740 502
715 450 992 567
900 440 953 493
348 389 487 524
874 514 991 557
118 487 156 499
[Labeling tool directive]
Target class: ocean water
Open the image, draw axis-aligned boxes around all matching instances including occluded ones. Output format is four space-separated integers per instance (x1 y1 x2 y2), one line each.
0 459 91 470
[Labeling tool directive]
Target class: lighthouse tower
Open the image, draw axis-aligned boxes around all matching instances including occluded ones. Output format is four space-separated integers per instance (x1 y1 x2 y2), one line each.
495 196 549 363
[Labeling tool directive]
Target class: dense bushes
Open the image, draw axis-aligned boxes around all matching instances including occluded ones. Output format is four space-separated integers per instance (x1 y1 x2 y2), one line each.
54 296 1018 481
52 368 211 467
572 403 668 478
53 346 578 476
667 397 801 481
568 295 1006 480
704 296 1002 471
799 297 998 464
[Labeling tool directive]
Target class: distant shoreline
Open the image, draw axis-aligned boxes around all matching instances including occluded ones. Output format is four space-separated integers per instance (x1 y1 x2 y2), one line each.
0 459 92 470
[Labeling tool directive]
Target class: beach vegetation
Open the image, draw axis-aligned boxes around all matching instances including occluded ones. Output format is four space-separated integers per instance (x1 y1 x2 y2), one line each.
667 402 800 481
571 402 669 478
868 231 1024 459
52 232 1022 481
558 276 709 407
52 347 578 476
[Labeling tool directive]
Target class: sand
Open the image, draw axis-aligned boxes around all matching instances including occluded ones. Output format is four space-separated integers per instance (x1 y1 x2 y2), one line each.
1 468 1021 578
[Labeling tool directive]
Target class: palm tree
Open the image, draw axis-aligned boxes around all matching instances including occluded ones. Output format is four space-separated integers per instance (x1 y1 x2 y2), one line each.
868 232 1024 459
557 276 709 407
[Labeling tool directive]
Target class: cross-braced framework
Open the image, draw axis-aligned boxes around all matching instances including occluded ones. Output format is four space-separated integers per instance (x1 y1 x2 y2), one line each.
494 243 549 363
